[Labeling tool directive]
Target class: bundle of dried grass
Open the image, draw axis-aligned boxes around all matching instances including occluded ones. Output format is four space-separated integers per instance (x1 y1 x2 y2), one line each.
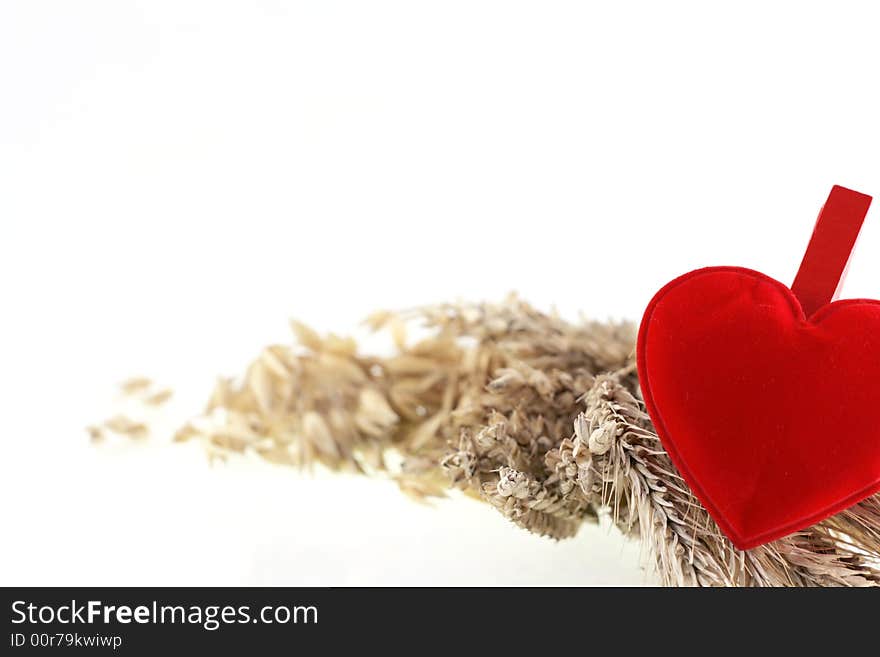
166 295 880 586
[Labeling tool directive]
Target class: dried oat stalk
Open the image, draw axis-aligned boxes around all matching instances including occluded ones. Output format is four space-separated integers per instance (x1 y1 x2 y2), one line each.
168 295 880 586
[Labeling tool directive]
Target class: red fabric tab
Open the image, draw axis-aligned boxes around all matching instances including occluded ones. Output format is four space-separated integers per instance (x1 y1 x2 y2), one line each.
791 185 872 318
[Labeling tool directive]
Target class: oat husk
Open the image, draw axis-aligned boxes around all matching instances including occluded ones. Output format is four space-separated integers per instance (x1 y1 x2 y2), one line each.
153 296 880 586
89 378 172 442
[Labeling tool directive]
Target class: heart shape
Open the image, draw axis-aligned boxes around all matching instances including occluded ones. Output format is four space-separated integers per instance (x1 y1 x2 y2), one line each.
637 266 880 549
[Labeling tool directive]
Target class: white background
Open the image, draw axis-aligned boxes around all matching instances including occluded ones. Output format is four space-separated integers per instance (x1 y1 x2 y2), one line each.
3 1 880 586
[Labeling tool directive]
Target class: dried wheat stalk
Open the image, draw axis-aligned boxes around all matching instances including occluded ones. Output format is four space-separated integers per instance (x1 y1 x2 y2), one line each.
168 295 880 586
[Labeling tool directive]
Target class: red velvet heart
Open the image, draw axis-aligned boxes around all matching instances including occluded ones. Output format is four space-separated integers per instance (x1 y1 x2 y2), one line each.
637 266 880 550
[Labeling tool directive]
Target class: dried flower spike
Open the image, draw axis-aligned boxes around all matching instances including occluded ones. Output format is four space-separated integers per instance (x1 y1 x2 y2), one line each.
135 297 880 586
